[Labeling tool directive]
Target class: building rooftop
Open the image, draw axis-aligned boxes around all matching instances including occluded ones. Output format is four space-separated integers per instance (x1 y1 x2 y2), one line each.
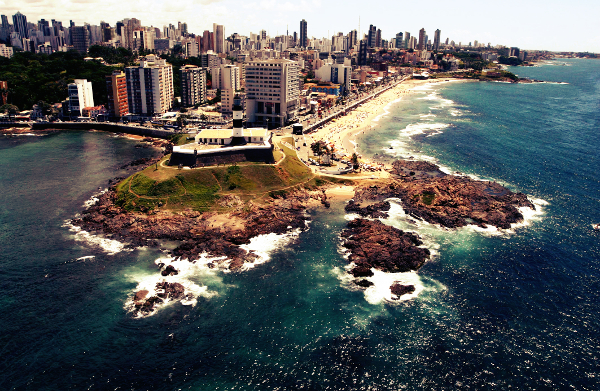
196 127 268 139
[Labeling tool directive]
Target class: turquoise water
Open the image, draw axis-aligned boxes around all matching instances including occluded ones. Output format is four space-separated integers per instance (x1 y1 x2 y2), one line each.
1 59 600 390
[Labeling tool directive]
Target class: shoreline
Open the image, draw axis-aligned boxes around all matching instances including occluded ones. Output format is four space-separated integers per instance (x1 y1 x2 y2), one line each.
308 77 469 173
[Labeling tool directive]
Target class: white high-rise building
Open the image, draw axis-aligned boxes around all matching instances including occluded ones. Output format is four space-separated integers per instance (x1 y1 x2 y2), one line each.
220 64 240 91
68 79 94 116
245 59 299 128
125 54 174 117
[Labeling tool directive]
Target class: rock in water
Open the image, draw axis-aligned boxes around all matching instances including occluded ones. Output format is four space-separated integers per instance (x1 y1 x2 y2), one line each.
161 265 179 276
390 283 416 298
341 219 430 273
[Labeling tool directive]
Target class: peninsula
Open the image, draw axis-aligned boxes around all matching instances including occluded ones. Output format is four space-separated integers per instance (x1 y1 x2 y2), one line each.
70 83 535 313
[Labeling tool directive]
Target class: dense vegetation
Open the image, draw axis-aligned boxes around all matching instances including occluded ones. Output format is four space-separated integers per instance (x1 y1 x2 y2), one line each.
498 56 524 66
0 49 120 111
452 52 490 71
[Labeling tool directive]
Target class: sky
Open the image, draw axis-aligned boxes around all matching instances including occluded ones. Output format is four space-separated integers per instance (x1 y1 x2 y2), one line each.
1 0 599 53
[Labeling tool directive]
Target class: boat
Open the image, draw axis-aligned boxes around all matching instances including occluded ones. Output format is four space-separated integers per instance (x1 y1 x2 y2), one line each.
593 224 600 231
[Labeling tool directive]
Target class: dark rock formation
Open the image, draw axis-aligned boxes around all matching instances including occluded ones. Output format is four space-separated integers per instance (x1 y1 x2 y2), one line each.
354 279 374 288
353 160 534 229
156 281 185 300
161 265 179 276
390 283 415 298
350 266 374 277
345 199 391 218
341 219 430 274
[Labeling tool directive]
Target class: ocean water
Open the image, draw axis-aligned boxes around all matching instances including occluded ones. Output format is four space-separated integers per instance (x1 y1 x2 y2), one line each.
2 59 600 390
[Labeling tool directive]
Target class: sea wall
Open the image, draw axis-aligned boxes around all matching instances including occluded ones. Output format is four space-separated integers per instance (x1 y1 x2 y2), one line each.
30 122 175 139
169 146 275 166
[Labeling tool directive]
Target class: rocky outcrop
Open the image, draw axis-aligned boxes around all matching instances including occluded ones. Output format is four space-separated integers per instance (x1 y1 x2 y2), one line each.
390 283 415 298
341 219 430 274
72 178 327 315
353 160 534 229
345 199 390 218
132 282 187 316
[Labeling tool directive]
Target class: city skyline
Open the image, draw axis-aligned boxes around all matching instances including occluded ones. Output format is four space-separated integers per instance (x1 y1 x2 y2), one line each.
0 0 598 53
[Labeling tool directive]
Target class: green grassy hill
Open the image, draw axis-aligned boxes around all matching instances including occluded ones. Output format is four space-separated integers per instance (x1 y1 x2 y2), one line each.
115 141 320 212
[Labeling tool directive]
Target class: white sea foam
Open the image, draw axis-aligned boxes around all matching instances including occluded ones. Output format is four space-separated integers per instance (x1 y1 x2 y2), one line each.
124 228 305 317
340 201 440 304
459 196 548 237
75 255 95 261
63 220 129 255
239 228 302 271
83 188 108 208
364 269 424 303
123 256 222 317
372 96 404 123
399 122 451 137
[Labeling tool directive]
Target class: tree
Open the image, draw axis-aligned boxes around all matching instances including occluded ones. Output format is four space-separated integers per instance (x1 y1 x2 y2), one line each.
310 140 327 157
351 153 359 169
36 100 52 116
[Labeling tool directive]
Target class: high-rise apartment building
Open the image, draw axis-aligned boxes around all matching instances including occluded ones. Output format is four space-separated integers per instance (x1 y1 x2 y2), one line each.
213 23 225 53
125 55 174 117
404 32 411 49
120 18 141 50
433 29 441 51
70 26 90 54
12 11 27 39
367 24 377 48
395 32 403 49
348 29 357 48
68 79 94 116
358 39 368 66
418 28 426 51
133 28 155 51
299 19 307 48
180 65 206 107
106 70 128 119
245 59 299 128
220 64 240 91
1 15 9 29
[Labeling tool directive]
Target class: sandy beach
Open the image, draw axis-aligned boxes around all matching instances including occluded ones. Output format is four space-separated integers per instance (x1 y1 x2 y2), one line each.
308 78 458 170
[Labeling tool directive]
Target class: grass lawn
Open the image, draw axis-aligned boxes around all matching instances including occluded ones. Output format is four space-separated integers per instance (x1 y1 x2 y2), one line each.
115 143 315 212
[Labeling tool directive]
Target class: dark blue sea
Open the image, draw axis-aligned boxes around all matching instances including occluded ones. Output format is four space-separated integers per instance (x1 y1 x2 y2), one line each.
1 59 599 390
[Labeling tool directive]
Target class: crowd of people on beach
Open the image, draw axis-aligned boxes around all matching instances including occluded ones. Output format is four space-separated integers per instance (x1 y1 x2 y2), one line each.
309 82 420 167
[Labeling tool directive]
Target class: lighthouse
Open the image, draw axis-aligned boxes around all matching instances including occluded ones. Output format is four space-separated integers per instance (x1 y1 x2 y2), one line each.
232 94 244 138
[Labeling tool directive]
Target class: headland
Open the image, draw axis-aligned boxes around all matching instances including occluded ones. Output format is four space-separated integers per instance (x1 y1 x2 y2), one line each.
55 76 535 315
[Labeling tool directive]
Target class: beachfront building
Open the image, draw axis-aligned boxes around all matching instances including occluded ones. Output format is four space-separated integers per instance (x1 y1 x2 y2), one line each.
305 83 341 96
106 70 128 119
67 79 94 116
180 65 207 107
125 54 174 118
245 59 300 128
315 63 352 95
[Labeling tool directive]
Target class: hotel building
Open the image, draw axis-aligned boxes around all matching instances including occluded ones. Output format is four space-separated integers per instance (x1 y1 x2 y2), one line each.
245 59 299 128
